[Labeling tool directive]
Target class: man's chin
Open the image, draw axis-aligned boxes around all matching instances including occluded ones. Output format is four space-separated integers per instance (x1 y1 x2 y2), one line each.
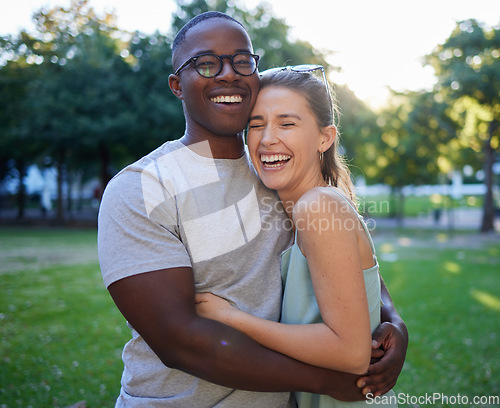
212 124 247 138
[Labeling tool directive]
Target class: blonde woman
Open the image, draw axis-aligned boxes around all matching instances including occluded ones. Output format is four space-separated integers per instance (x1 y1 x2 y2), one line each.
196 67 400 407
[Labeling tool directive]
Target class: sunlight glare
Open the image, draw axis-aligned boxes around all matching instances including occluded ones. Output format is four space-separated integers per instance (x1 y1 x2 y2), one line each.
470 289 500 312
444 261 461 274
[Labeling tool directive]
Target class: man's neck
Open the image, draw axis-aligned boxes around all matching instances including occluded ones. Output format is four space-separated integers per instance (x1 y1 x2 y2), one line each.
179 132 246 159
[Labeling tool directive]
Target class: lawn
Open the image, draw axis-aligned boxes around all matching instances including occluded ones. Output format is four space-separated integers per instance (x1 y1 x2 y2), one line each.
1 227 499 407
371 227 500 407
0 228 128 408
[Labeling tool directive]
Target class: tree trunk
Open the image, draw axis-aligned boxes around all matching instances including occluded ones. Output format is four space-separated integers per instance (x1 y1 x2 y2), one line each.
396 187 405 227
389 189 397 218
98 144 111 199
480 120 497 233
16 159 26 220
56 152 65 224
66 170 73 217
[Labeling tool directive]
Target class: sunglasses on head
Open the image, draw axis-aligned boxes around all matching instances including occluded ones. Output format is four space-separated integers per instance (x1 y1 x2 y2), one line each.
259 64 333 117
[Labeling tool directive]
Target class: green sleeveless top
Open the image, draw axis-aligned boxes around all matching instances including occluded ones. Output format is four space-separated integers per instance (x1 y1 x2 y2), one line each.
280 188 397 408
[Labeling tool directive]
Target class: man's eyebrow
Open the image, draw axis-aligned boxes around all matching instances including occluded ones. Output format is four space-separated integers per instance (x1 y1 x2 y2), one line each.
193 49 252 55
194 49 215 55
249 115 264 121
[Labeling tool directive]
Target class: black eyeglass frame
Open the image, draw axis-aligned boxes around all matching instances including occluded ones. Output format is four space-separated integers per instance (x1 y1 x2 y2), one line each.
174 52 260 77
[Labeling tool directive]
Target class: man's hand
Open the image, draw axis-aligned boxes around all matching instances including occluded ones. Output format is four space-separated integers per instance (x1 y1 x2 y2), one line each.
356 321 407 396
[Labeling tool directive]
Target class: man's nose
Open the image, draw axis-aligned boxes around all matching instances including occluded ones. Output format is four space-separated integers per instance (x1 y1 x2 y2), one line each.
216 57 238 80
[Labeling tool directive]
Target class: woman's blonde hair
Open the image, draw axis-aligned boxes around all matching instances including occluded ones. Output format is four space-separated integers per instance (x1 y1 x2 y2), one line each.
259 70 356 202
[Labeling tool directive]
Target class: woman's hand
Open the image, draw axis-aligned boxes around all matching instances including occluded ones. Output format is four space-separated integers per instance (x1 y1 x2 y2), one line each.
195 292 237 324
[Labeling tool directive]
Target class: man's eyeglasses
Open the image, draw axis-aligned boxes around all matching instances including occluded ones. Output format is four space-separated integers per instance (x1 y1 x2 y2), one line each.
259 64 332 105
174 52 260 78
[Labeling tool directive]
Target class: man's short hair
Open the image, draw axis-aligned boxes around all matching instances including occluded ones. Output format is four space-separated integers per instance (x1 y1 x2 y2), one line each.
172 11 244 54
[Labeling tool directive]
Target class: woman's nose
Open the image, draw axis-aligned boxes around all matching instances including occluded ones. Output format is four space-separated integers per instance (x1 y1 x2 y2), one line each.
260 126 278 147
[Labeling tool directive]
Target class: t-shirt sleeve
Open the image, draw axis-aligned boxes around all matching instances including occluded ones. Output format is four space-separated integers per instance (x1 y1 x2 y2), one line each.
97 168 192 288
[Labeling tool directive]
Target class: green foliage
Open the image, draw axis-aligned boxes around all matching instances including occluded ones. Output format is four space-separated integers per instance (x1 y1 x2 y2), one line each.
334 84 381 181
425 19 499 156
243 3 331 71
0 1 498 231
427 19 500 107
1 0 332 193
370 91 459 188
425 19 500 231
0 0 186 200
169 0 332 70
0 36 45 190
127 32 185 156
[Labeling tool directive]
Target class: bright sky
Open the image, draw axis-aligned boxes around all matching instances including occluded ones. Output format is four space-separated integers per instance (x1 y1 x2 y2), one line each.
2 0 499 107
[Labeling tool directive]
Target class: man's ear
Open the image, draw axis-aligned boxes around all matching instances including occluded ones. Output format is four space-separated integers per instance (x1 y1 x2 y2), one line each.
320 125 336 152
168 74 183 100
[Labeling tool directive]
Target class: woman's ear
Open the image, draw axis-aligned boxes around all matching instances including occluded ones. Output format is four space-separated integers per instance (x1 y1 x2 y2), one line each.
320 125 336 152
168 74 183 100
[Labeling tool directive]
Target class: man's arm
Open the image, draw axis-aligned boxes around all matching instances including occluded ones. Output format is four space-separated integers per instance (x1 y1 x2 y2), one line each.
108 266 365 400
356 277 408 396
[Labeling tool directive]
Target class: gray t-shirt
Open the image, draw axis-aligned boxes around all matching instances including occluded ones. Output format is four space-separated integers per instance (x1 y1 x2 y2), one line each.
98 139 293 407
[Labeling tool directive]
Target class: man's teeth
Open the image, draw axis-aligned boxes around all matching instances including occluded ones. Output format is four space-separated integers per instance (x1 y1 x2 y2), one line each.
261 154 291 166
211 95 242 103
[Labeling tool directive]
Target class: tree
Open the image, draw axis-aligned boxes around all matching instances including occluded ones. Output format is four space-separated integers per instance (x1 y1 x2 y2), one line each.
169 0 332 71
27 0 137 221
0 0 349 222
126 31 185 156
426 19 500 232
2 0 185 221
371 90 458 223
0 34 45 218
333 84 381 183
0 1 132 221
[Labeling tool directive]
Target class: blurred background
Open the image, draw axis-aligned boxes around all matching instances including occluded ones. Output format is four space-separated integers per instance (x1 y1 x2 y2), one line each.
0 1 499 407
0 0 499 231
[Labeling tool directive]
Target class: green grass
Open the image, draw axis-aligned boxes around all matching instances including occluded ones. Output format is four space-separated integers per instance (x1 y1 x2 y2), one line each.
0 228 128 408
1 227 499 407
371 228 500 407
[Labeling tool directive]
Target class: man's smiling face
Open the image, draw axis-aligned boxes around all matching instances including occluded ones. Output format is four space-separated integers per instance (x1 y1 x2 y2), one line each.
172 18 260 138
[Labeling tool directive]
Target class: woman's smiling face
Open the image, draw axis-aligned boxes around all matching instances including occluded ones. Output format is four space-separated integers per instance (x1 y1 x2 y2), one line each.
247 86 330 200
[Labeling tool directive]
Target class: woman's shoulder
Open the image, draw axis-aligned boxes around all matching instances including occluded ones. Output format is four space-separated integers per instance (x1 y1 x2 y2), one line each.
294 186 356 218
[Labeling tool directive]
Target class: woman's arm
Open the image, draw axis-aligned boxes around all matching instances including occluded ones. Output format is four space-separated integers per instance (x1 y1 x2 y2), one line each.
110 266 366 400
196 295 368 375
197 189 372 375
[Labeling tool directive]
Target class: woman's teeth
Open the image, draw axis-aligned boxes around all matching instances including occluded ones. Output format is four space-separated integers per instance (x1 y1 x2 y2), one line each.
261 154 291 167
